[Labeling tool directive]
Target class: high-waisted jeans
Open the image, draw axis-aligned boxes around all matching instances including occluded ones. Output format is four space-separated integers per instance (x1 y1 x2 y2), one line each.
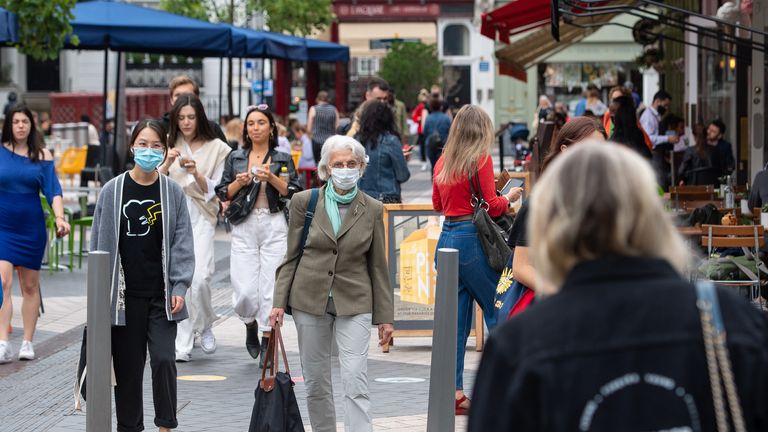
436 220 500 390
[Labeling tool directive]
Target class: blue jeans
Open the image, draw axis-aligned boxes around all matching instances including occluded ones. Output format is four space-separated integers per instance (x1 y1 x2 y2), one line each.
436 221 500 390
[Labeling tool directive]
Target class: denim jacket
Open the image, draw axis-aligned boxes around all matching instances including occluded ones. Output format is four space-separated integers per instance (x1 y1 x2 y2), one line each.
215 148 302 214
359 133 411 202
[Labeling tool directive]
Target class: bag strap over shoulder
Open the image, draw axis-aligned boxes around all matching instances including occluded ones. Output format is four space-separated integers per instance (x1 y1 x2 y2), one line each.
299 188 320 258
695 281 746 432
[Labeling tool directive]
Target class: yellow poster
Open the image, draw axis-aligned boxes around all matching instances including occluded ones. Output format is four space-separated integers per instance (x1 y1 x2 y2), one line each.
399 219 441 305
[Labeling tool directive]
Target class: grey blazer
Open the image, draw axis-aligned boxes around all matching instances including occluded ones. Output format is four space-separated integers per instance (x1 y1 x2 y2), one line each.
274 187 394 324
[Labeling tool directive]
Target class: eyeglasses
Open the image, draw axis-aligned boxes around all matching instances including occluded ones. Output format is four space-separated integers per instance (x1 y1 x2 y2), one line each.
331 161 360 169
134 140 165 151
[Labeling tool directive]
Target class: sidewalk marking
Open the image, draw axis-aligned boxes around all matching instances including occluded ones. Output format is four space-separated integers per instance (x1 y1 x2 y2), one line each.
375 377 425 383
178 375 227 382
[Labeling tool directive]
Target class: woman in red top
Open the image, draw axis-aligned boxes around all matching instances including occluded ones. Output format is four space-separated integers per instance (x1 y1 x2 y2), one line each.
411 89 429 170
432 105 522 415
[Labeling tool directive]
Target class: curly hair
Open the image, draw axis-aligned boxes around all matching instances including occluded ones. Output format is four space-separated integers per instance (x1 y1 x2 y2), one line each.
357 100 398 150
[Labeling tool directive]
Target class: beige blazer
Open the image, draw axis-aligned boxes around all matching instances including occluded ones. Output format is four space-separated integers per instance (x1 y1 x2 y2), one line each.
274 187 394 324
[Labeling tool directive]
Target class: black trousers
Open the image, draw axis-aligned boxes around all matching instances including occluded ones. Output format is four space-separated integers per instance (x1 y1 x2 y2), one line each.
112 295 178 432
417 133 426 162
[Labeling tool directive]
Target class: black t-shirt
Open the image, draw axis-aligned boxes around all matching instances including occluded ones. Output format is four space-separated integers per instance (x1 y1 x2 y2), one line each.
507 201 529 248
119 173 165 297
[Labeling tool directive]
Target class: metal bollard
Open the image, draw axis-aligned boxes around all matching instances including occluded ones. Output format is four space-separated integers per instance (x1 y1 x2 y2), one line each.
87 251 112 431
427 248 459 432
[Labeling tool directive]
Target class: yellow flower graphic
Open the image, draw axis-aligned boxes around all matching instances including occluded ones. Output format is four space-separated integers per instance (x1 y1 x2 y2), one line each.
497 267 514 295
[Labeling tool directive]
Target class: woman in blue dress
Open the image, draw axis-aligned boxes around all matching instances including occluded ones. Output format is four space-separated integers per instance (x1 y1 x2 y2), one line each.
0 104 70 364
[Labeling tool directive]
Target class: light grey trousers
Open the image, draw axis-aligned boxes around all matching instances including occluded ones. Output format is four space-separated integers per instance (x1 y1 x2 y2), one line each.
293 308 373 432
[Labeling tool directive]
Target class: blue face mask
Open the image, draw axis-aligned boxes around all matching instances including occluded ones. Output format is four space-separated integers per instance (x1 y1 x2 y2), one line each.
133 147 165 172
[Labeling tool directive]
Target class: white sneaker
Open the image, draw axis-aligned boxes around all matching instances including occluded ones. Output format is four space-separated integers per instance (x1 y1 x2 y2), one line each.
175 351 191 362
18 340 34 361
200 327 216 354
420 163 429 171
0 341 12 364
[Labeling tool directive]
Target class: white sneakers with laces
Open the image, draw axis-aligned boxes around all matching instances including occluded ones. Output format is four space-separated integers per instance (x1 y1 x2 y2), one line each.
200 327 216 354
0 340 12 364
18 340 35 360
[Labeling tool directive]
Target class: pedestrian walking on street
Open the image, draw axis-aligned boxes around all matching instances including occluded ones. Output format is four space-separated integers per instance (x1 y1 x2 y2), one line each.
609 95 652 159
160 75 227 143
271 135 394 432
91 119 195 432
356 100 411 203
431 105 523 416
470 142 768 431
423 95 451 176
0 104 70 363
215 104 301 367
160 94 232 362
412 89 430 171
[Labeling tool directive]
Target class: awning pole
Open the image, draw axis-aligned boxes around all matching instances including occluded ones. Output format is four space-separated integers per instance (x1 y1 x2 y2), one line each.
261 57 266 103
113 51 122 172
218 57 224 121
101 46 109 167
750 0 766 179
238 57 243 117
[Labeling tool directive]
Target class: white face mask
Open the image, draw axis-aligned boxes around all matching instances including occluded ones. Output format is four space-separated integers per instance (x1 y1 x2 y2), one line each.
331 167 360 190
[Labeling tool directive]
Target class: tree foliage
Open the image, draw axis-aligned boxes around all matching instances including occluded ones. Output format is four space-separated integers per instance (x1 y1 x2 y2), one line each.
159 0 209 22
379 42 442 109
1 0 79 60
255 0 334 36
159 0 334 36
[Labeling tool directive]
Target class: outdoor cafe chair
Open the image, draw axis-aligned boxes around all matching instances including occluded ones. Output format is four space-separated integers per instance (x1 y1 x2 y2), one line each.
699 224 766 310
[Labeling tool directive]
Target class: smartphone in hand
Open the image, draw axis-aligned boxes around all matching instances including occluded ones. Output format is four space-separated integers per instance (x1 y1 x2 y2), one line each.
500 178 524 195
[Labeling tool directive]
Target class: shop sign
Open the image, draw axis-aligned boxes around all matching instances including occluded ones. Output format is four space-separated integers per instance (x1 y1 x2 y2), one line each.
335 4 441 19
479 61 490 72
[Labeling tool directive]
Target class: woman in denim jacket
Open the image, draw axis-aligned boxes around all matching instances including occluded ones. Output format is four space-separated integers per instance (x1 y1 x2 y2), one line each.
357 100 411 203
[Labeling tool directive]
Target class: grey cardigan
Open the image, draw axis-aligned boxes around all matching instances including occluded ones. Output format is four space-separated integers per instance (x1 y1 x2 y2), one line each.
90 172 195 326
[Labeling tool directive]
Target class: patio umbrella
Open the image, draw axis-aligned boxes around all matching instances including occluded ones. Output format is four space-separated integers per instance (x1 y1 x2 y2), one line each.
0 7 18 43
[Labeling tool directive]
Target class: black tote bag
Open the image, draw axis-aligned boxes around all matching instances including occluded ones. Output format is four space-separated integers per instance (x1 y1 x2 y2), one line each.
248 324 305 432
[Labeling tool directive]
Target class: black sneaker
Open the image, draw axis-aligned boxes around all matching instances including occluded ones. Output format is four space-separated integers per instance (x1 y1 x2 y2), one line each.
245 322 260 359
258 336 272 369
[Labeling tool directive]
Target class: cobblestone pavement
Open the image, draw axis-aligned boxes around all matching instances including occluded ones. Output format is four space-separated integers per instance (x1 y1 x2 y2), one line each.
0 157 482 431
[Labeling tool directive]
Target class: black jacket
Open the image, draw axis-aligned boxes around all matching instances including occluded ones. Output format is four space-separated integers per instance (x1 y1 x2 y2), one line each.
678 145 721 186
469 255 768 432
215 148 302 214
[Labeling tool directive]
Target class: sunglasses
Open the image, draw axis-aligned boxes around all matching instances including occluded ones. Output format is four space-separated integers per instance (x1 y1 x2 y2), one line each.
246 104 270 112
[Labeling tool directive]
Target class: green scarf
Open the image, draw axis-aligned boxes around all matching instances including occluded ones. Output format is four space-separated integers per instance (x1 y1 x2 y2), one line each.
324 183 358 235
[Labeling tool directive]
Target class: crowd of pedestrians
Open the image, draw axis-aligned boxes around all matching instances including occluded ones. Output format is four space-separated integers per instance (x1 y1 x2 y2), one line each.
4 72 768 432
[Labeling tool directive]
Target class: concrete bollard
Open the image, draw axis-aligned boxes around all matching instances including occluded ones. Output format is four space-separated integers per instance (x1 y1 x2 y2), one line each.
86 251 112 431
427 248 459 432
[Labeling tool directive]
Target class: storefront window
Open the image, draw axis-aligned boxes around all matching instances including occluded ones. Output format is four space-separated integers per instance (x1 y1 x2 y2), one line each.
443 24 469 56
698 42 737 146
538 62 639 111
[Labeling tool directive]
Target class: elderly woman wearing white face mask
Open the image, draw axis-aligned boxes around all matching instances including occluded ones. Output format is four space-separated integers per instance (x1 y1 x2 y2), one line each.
270 135 394 432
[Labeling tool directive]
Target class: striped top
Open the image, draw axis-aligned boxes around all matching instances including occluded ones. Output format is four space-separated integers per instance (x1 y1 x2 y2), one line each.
312 103 337 145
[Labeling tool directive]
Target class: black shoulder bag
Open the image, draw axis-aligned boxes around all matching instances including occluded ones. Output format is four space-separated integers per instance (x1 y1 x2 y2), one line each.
284 188 319 315
225 154 271 225
469 172 513 273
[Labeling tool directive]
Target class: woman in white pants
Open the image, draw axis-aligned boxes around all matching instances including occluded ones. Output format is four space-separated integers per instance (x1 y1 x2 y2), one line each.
215 104 301 366
160 94 232 362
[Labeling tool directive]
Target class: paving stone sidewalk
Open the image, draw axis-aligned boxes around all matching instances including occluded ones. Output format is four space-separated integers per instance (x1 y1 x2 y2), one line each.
0 158 482 431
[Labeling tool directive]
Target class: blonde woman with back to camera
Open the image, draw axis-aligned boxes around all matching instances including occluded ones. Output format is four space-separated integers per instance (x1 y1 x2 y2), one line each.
469 143 768 431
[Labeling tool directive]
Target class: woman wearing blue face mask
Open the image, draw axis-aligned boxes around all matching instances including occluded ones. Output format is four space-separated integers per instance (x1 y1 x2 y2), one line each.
270 135 394 432
91 119 195 432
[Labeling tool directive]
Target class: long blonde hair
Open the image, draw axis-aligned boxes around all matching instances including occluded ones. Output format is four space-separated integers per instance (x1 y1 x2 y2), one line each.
529 142 689 294
435 105 494 185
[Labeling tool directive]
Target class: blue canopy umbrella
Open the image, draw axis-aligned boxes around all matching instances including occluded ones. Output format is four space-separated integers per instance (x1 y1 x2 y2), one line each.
0 7 18 43
70 1 232 57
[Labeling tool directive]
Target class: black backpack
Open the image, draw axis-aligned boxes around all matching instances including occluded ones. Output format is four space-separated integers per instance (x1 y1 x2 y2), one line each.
686 203 722 227
427 130 444 152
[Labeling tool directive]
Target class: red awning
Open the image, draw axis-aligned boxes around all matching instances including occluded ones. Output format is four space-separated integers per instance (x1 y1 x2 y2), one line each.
481 0 551 44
